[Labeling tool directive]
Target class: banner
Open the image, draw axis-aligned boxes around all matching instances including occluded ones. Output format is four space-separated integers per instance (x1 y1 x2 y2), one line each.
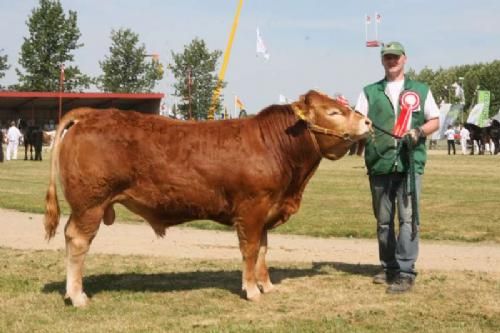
477 90 490 127
466 103 484 125
438 103 462 139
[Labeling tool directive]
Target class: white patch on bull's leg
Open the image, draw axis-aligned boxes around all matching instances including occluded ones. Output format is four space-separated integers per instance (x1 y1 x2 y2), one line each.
64 212 100 307
255 230 275 293
64 232 91 307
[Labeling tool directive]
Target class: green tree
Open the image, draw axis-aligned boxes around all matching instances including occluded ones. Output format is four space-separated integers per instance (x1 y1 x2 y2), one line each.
98 28 163 93
0 50 10 89
168 38 224 120
477 61 500 114
16 0 92 91
410 61 500 116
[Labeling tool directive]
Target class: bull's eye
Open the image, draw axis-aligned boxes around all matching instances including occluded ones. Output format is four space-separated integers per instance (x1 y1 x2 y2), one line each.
327 109 341 116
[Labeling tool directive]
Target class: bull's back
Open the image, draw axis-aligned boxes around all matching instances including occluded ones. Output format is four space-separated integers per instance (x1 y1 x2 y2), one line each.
58 109 284 219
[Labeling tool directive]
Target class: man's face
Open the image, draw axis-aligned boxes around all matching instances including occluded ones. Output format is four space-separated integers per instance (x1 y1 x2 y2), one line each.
381 54 406 76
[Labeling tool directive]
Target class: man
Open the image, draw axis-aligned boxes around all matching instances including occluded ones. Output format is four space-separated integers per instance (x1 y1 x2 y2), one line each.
355 41 440 293
459 125 470 155
444 125 456 155
6 121 22 161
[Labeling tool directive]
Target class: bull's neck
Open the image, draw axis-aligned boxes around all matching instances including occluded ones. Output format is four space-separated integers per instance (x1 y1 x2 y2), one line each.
256 107 322 181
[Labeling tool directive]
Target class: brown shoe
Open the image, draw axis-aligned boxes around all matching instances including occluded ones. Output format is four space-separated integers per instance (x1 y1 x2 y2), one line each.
372 270 397 284
386 275 414 294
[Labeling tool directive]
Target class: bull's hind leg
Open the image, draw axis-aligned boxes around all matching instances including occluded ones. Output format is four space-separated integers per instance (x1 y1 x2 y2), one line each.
255 229 274 293
64 208 102 307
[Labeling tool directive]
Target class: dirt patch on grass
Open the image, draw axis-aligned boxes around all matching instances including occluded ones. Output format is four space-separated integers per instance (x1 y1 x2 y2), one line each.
1 209 499 272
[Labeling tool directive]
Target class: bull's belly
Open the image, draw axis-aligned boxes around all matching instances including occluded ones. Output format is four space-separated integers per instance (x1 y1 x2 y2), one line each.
118 190 233 226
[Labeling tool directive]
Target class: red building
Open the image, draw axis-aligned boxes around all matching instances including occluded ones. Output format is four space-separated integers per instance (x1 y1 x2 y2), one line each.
0 91 164 129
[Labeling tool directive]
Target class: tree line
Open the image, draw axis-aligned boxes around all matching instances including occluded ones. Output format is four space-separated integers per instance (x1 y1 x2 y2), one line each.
407 61 500 118
0 0 224 120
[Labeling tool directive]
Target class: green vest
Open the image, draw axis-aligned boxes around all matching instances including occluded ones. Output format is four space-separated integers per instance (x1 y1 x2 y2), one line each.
363 76 429 175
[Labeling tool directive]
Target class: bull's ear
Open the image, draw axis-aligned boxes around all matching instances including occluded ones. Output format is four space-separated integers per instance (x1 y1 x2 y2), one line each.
291 101 314 123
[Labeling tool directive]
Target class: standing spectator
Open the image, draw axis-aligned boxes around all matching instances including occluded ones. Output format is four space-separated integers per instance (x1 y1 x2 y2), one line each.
444 125 456 155
355 41 440 293
6 121 22 161
459 125 470 155
0 129 4 162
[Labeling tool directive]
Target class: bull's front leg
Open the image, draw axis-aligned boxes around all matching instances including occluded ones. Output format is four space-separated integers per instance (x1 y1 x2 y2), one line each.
255 229 274 293
235 218 262 301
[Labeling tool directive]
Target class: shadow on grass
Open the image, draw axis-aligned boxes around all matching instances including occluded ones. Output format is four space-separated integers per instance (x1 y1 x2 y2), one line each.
42 266 330 299
312 261 380 277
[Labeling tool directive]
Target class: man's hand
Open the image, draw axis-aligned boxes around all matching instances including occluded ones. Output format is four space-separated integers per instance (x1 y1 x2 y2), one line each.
404 127 424 144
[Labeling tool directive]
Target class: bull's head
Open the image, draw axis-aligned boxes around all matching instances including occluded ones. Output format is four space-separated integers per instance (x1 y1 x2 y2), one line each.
291 90 372 160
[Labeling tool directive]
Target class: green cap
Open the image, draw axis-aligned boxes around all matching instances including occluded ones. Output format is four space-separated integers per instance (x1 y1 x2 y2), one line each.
381 41 405 56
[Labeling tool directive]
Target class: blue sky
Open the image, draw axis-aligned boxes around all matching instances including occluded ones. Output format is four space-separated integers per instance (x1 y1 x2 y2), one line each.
1 0 499 115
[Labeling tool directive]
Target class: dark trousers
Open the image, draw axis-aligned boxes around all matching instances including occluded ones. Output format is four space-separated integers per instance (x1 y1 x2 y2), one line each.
447 140 456 155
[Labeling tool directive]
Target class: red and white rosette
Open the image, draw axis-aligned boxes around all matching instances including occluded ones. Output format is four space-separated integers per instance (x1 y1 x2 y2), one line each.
393 91 421 137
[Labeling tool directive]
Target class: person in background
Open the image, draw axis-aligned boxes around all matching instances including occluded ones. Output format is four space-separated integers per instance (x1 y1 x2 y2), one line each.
0 128 4 162
444 125 456 155
6 121 22 161
459 124 470 155
355 41 440 294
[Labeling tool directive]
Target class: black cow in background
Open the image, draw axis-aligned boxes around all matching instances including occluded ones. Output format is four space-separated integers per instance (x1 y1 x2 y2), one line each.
465 121 500 155
464 123 488 155
488 120 500 155
17 119 43 161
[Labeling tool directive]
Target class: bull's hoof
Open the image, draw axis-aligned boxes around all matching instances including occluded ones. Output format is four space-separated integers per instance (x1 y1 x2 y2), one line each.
244 287 262 302
258 281 275 294
65 292 89 307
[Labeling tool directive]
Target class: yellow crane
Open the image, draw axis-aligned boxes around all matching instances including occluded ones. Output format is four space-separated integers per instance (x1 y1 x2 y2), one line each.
208 0 244 120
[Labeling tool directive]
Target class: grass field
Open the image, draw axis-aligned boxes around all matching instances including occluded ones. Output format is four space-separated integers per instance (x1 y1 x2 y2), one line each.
0 151 499 242
0 247 499 333
0 150 499 332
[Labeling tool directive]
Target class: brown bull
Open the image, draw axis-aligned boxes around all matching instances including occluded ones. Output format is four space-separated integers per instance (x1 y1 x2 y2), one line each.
44 90 372 306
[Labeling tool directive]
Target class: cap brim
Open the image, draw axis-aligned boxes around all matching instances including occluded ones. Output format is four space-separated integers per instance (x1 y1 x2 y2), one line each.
381 50 404 56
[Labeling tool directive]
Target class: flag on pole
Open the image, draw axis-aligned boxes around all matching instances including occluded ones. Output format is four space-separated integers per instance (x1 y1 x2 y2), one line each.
376 13 381 23
256 27 270 61
235 96 245 110
278 94 290 104
365 15 371 24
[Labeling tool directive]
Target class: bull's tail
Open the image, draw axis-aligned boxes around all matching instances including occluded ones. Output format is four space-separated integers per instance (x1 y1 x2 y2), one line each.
44 108 89 240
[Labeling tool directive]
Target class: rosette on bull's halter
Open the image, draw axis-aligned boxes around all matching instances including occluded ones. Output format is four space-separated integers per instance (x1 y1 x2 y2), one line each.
393 91 420 138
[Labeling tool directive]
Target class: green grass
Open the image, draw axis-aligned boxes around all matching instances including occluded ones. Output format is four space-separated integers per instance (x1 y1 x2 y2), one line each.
0 150 499 242
1 151 499 332
0 247 499 333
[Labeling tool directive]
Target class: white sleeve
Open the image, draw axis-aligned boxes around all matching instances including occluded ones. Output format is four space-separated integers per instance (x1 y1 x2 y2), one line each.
354 92 368 116
424 90 440 120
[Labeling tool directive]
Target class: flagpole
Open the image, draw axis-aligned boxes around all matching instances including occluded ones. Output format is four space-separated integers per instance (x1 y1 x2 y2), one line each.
58 64 64 123
234 95 237 118
375 13 379 41
208 0 244 120
365 14 368 42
